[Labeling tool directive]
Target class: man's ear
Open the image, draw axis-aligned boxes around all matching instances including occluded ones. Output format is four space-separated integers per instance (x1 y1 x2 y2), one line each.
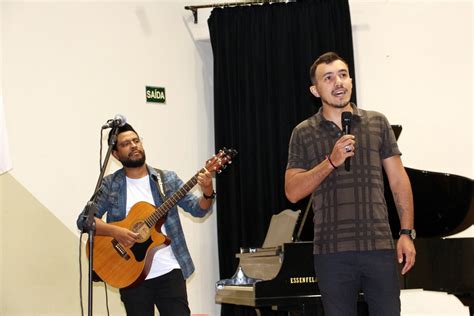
309 85 320 98
112 150 118 160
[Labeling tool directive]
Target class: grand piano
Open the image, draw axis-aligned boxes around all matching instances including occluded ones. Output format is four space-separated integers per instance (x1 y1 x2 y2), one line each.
215 126 474 315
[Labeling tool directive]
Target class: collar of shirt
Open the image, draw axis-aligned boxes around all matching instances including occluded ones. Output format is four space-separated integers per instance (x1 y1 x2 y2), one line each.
313 102 363 128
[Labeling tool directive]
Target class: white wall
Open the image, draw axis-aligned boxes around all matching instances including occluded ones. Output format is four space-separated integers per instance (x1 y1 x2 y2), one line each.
2 1 219 315
351 0 473 178
2 0 473 315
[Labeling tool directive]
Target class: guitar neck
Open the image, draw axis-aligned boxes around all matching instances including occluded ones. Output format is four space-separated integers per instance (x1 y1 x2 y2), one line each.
147 168 205 226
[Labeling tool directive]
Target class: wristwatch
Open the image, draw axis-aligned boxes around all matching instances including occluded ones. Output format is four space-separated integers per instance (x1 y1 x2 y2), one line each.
203 190 216 200
399 229 416 240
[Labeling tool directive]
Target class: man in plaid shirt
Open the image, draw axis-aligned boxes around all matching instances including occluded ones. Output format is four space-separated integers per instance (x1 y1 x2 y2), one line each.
285 52 415 316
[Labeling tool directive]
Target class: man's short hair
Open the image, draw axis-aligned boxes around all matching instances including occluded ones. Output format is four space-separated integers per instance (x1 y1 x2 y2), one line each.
108 123 138 150
309 52 349 84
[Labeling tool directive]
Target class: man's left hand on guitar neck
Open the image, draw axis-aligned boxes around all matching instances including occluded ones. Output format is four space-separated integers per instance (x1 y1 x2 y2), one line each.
197 170 214 209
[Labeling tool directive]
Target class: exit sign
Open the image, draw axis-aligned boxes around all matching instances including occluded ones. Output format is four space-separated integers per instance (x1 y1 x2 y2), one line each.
146 86 166 104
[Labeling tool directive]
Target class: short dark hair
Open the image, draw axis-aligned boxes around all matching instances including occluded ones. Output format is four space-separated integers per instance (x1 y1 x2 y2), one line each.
309 52 349 84
108 123 138 150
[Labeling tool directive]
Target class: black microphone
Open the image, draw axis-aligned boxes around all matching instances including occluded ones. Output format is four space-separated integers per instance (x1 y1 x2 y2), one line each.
341 111 352 171
102 114 127 129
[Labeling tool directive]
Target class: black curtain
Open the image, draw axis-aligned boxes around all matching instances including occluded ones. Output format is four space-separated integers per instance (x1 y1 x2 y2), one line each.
208 1 355 315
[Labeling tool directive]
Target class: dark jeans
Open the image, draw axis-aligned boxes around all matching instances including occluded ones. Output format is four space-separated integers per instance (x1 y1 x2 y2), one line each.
119 269 190 316
314 250 400 316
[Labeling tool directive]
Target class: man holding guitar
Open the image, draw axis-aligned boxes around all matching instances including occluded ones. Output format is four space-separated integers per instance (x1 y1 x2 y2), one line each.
77 123 218 316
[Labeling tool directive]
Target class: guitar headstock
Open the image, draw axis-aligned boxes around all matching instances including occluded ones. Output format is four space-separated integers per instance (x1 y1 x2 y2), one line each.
205 147 238 173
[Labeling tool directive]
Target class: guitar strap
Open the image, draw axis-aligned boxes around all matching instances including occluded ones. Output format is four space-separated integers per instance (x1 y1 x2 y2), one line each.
153 168 167 202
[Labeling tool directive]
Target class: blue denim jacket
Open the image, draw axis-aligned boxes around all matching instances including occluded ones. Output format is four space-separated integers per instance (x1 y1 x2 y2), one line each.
77 165 210 279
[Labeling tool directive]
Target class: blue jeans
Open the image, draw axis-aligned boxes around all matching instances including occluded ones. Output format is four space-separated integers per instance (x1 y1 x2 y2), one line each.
119 269 190 316
314 250 400 316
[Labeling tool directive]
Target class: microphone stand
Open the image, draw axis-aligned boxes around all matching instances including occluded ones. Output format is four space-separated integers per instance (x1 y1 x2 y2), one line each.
80 127 120 316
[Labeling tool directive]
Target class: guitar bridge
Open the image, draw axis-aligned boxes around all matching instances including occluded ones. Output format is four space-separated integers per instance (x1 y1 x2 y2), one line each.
111 239 130 260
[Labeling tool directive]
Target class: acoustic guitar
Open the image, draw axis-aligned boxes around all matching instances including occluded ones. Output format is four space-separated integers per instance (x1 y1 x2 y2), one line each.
87 148 237 289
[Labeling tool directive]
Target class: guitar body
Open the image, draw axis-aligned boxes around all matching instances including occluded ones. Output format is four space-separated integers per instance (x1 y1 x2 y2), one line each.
86 201 170 289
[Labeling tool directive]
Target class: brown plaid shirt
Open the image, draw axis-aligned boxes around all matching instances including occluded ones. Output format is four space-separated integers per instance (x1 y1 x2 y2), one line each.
287 104 401 254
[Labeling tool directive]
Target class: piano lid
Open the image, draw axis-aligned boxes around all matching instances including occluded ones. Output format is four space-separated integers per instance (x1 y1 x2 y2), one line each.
385 125 474 238
386 167 474 238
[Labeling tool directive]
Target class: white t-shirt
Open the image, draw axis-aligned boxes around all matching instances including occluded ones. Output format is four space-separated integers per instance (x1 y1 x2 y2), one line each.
126 175 180 279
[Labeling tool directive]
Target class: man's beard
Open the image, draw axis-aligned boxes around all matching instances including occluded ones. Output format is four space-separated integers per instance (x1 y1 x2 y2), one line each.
321 96 351 109
120 151 146 168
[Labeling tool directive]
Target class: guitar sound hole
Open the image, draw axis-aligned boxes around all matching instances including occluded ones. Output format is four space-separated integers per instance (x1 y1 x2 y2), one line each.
130 238 152 262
